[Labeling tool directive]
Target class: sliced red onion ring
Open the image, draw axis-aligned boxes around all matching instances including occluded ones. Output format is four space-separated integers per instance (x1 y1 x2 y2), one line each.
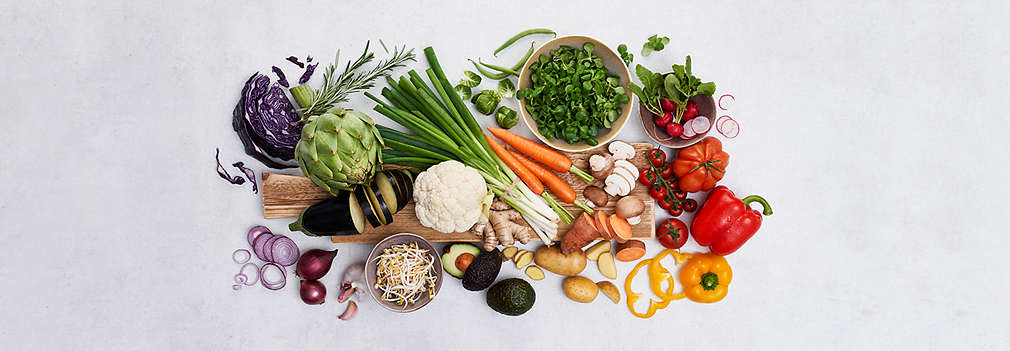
260 263 286 290
233 284 242 291
232 249 251 264
716 115 732 131
240 263 260 286
263 236 281 262
234 273 248 284
718 118 740 138
247 226 271 247
269 237 300 266
253 233 275 261
718 94 735 110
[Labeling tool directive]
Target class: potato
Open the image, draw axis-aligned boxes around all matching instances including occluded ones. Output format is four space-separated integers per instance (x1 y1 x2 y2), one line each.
534 245 586 276
597 252 617 279
515 251 533 269
525 266 545 280
585 241 612 261
596 281 620 303
563 276 598 303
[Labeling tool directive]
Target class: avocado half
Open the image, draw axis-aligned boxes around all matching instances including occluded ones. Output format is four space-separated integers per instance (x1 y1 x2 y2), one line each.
441 243 481 279
462 248 503 291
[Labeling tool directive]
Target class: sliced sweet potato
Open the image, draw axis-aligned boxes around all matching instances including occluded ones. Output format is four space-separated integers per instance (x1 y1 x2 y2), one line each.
594 211 613 240
615 240 646 262
609 214 631 243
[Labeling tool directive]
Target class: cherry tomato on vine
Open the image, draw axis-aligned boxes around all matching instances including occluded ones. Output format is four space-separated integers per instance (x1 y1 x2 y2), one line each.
646 148 666 167
682 198 698 212
638 168 658 187
657 218 688 249
659 163 675 180
649 184 666 201
667 206 684 217
673 189 688 201
658 197 675 210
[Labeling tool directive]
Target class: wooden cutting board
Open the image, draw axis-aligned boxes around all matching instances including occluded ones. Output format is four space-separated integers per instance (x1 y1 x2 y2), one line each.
261 143 656 243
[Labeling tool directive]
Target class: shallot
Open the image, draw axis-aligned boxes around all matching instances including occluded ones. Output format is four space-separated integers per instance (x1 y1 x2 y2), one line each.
300 280 327 305
295 249 338 280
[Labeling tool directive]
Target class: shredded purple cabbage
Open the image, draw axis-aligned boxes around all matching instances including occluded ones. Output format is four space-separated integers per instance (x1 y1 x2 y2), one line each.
271 66 289 88
299 62 318 85
306 55 312 63
286 56 305 68
232 162 258 193
216 148 246 185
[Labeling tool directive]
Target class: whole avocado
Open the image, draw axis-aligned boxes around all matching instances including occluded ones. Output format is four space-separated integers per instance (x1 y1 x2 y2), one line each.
462 248 502 291
486 278 536 316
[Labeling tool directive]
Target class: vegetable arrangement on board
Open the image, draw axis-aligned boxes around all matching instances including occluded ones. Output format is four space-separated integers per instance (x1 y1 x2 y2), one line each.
223 28 773 320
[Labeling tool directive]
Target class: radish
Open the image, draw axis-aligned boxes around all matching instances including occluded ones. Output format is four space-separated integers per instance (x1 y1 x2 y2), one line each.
718 118 739 138
683 101 699 120
660 98 676 112
680 123 697 139
690 116 711 135
665 122 684 137
654 111 673 129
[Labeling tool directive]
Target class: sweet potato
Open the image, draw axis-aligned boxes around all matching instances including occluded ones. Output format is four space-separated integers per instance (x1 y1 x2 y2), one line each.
594 211 613 240
615 240 646 262
561 213 601 254
609 215 632 243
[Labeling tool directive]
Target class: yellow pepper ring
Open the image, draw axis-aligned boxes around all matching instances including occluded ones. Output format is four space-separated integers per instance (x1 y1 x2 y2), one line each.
625 258 678 318
648 250 693 301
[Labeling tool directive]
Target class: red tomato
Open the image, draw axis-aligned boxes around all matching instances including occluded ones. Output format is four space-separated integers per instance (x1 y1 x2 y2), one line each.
667 206 683 217
638 168 657 187
648 184 666 201
646 148 666 167
673 189 688 200
682 198 698 212
658 197 675 210
657 218 688 249
660 163 675 180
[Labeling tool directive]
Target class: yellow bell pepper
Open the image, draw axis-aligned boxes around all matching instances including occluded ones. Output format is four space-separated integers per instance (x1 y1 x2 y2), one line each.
648 250 693 301
625 258 678 318
679 253 733 303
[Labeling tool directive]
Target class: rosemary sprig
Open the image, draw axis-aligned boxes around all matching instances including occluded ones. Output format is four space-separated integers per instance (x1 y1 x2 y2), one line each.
297 41 416 119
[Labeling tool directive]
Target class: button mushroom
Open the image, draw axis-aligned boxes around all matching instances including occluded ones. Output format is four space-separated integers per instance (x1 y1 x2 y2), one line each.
588 153 615 179
608 140 635 160
615 197 646 225
583 186 610 208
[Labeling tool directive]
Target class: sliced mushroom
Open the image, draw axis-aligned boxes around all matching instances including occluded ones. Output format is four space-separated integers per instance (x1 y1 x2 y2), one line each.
608 141 635 160
588 153 615 179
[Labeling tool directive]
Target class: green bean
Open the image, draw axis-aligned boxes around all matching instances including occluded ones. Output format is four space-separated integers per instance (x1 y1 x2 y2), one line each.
469 59 510 80
479 58 520 76
510 42 536 72
493 28 556 56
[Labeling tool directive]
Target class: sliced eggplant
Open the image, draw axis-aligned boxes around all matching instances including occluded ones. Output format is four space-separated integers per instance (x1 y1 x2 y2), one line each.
347 191 366 234
364 182 393 225
391 170 414 209
356 186 381 227
389 171 409 210
288 192 359 236
375 172 399 214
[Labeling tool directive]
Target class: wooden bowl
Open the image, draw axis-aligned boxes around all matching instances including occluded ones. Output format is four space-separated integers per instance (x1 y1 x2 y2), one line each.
364 233 443 313
640 93 717 148
516 35 633 152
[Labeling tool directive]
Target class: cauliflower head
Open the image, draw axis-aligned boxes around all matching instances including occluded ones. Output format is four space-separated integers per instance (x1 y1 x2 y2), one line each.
413 160 488 233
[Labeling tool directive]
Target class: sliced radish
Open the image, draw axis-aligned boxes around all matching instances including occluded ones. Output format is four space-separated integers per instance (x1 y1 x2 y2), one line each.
718 94 735 110
718 118 740 138
680 123 697 139
716 115 732 132
691 116 711 135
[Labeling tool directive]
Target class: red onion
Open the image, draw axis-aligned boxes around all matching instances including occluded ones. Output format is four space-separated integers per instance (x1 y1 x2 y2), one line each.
338 301 358 320
247 226 271 246
263 236 280 262
260 263 286 290
269 237 300 266
252 233 275 261
239 263 259 286
295 249 338 280
232 249 251 264
300 280 327 305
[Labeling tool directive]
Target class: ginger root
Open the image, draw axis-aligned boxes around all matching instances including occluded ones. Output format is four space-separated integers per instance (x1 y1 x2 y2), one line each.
469 198 534 250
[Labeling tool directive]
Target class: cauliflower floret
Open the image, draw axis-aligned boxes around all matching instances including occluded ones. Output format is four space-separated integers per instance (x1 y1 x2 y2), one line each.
412 160 488 233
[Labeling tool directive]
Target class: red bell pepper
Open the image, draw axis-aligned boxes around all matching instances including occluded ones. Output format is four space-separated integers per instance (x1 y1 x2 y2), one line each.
691 186 772 255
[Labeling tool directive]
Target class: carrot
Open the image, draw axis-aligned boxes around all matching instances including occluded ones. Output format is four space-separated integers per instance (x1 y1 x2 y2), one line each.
485 133 544 194
609 215 632 243
615 240 646 262
487 127 594 183
509 150 576 203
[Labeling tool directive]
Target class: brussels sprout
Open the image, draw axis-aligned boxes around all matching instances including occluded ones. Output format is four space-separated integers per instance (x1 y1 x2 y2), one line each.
455 84 472 100
495 106 518 129
459 71 482 88
470 90 501 115
497 79 516 99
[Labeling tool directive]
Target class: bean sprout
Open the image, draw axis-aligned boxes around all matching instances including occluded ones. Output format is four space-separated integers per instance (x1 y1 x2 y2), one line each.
373 243 438 310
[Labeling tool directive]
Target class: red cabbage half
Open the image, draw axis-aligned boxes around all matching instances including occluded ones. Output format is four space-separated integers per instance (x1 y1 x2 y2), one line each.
232 73 301 169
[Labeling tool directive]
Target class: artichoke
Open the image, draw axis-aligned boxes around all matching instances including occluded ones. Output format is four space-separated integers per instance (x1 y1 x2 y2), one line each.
294 108 384 195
